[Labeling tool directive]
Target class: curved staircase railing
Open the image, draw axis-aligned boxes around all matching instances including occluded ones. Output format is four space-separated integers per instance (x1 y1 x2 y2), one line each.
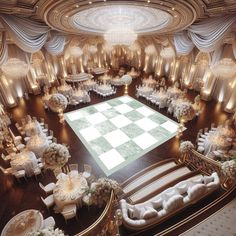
75 190 120 236
180 149 235 189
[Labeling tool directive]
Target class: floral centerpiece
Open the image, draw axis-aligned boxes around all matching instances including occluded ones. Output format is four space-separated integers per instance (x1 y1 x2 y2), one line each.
27 227 66 236
48 93 68 113
175 103 195 122
221 159 236 180
179 141 194 153
83 178 121 207
42 143 70 169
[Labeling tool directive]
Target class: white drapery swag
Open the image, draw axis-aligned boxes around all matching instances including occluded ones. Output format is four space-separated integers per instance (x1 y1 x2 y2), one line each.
173 31 194 55
44 32 66 55
174 15 236 55
0 14 50 53
0 32 8 66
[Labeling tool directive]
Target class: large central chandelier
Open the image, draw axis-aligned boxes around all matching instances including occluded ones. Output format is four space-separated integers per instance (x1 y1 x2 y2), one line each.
104 28 137 46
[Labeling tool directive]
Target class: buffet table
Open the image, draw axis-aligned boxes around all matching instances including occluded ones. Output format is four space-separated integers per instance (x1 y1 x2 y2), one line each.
1 209 43 236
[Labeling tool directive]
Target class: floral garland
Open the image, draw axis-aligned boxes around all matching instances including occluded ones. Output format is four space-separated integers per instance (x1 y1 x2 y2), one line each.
42 143 70 169
27 227 66 236
175 103 195 122
83 178 121 207
179 141 194 153
48 93 68 113
221 159 236 180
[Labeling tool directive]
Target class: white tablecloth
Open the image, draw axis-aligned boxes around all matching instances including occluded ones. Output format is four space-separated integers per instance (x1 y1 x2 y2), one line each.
57 85 73 97
26 134 49 158
1 209 43 236
150 91 168 104
53 173 88 211
97 84 113 94
142 78 157 87
10 150 38 176
83 79 97 90
24 121 43 137
137 86 154 97
167 87 183 99
72 89 88 102
204 132 232 154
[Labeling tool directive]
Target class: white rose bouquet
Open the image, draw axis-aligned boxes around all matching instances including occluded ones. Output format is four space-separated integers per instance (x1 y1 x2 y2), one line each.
27 227 66 236
48 93 68 113
42 143 70 169
221 159 236 180
179 141 194 153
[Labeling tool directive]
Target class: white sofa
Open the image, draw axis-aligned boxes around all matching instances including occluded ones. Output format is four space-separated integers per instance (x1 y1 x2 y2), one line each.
120 172 220 230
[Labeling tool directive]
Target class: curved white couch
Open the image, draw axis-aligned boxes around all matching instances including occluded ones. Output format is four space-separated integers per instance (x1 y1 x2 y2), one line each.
120 172 220 230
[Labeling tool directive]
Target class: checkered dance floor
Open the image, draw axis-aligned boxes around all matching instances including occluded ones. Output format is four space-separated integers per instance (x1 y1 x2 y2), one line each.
65 96 180 176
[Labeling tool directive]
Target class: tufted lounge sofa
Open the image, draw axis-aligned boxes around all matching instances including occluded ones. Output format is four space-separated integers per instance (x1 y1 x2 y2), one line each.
120 172 220 230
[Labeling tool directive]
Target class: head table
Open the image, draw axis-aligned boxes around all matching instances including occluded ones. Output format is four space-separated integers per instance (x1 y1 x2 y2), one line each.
1 209 43 236
53 172 88 211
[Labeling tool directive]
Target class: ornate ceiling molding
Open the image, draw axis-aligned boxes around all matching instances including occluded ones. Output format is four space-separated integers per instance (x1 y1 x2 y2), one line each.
36 0 205 36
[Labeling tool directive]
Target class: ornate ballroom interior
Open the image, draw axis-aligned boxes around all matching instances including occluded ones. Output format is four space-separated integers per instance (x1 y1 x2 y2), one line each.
0 0 236 236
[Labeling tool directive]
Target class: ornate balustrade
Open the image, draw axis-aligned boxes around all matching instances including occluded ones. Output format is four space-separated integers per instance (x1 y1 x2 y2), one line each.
76 191 121 236
180 149 235 189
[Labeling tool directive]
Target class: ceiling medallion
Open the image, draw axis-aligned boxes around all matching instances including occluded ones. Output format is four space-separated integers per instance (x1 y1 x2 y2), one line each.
71 5 172 35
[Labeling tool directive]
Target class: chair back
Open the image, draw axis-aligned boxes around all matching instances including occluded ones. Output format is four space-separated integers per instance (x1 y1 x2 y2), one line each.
69 164 78 171
84 164 92 173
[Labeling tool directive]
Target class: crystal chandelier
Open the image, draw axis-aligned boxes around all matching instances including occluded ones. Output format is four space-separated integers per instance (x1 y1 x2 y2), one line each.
145 45 157 55
1 58 29 78
69 46 83 57
160 47 175 60
104 28 137 46
211 58 236 78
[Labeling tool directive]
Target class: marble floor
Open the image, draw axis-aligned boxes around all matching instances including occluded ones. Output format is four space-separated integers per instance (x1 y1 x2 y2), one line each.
65 95 180 175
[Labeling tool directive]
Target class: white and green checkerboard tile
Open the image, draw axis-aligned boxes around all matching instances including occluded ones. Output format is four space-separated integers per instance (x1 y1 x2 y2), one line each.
65 95 181 176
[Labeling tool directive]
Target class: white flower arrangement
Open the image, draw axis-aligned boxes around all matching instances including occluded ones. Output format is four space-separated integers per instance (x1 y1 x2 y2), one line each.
179 141 194 153
27 227 66 236
83 178 121 207
42 143 70 169
221 159 236 180
48 93 68 113
175 103 195 122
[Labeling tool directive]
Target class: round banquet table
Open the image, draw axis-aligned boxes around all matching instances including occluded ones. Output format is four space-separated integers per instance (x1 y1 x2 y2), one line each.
167 87 183 99
83 79 97 90
110 77 123 86
10 150 38 176
1 209 43 236
57 85 73 97
53 172 88 211
97 84 113 94
72 89 88 102
204 132 232 154
216 126 235 138
150 91 168 104
137 86 154 97
142 78 157 87
26 134 49 158
24 121 43 137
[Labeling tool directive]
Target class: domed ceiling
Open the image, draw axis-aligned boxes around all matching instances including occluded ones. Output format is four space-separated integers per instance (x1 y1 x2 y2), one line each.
37 0 204 35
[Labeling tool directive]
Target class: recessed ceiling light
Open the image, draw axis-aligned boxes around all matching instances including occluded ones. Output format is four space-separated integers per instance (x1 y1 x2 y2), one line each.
172 7 175 11
65 15 69 18
75 4 79 8
147 0 150 3
89 1 92 4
